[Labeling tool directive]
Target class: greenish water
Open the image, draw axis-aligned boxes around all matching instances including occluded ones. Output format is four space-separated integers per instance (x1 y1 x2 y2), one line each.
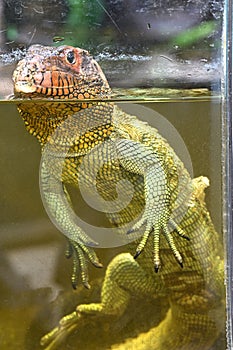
0 98 225 350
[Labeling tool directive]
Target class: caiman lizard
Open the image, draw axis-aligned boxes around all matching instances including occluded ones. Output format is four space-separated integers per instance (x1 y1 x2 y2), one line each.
12 45 225 350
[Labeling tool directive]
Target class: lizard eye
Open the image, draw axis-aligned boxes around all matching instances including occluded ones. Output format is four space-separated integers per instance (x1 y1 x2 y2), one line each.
66 50 76 64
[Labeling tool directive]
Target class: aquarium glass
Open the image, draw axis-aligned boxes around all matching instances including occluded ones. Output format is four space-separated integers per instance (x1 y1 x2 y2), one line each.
0 1 231 350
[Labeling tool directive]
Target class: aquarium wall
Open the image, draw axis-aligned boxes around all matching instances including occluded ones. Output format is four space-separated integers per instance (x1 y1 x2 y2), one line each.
0 0 224 99
0 1 232 350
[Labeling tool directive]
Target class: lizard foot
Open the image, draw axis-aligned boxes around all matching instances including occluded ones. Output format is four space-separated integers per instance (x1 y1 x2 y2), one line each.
40 299 115 350
66 240 103 289
129 217 190 272
40 311 82 350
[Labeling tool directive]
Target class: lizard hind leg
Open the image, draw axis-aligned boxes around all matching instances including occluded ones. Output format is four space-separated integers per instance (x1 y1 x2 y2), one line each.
41 252 161 349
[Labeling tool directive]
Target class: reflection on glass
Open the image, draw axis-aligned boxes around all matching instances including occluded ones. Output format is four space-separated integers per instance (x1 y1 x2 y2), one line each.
0 1 230 350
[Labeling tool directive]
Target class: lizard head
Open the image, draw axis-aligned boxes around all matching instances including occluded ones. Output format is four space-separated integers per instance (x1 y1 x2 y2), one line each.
13 44 111 99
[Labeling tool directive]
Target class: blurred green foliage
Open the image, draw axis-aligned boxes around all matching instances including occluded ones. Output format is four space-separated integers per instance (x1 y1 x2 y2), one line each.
63 0 106 46
7 25 18 41
172 21 218 47
3 0 220 56
68 0 105 26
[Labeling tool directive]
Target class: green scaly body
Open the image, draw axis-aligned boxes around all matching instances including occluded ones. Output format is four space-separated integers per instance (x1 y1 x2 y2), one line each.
12 45 225 350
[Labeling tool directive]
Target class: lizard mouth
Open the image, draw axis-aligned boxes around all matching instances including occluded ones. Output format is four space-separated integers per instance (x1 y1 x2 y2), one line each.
14 80 37 94
13 63 77 98
13 61 38 96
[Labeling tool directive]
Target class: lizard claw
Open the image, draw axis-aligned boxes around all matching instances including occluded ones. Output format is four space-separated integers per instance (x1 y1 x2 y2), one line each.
134 250 142 259
127 217 147 234
131 217 188 271
133 222 152 258
154 264 160 273
169 218 190 241
66 240 103 289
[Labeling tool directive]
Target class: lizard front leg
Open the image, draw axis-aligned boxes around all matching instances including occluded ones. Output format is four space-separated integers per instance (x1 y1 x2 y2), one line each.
115 138 189 271
40 161 103 289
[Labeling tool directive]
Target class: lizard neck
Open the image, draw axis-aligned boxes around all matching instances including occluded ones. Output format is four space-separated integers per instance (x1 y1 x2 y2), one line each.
17 101 115 148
